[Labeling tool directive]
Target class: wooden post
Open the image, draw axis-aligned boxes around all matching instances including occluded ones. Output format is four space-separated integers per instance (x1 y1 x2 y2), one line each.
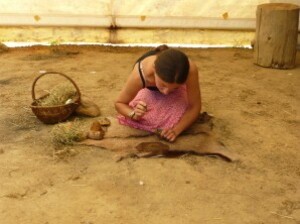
254 3 299 69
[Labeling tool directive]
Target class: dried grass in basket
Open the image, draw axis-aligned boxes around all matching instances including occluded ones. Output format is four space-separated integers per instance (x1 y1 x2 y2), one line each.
30 71 81 124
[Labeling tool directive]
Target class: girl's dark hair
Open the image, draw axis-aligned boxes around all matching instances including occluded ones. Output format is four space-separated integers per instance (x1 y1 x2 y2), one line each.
154 47 189 84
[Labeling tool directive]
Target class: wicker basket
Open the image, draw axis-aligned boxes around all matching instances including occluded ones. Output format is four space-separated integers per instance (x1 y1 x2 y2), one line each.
30 71 81 124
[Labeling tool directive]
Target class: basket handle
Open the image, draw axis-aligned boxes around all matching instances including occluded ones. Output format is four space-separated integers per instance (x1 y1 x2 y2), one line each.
31 71 81 103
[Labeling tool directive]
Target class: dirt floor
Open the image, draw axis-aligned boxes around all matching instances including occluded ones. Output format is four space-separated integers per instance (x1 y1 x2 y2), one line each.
0 45 299 224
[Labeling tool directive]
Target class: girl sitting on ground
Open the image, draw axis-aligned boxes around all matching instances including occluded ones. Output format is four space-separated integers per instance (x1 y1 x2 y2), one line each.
115 45 201 142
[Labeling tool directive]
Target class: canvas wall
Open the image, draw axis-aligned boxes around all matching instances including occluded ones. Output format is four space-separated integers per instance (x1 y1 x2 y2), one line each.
0 0 299 46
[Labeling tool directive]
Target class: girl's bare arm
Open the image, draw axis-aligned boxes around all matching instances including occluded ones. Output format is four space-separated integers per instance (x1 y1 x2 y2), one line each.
114 64 144 118
172 62 202 136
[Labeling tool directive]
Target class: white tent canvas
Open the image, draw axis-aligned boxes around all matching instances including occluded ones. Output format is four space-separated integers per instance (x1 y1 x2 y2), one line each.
0 0 299 46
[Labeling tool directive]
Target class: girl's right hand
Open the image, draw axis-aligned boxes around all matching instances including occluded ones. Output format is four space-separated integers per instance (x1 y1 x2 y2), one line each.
133 101 147 120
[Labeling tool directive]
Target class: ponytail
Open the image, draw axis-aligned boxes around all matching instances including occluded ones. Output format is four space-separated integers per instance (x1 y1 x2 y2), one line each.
155 44 169 53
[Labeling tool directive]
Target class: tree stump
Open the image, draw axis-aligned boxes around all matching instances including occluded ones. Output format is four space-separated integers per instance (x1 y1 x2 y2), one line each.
254 3 299 69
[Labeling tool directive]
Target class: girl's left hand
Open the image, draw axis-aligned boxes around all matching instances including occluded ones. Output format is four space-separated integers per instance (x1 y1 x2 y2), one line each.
161 128 177 142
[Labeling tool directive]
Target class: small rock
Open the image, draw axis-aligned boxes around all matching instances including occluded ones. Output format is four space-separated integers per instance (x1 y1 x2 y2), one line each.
69 174 80 181
40 190 48 196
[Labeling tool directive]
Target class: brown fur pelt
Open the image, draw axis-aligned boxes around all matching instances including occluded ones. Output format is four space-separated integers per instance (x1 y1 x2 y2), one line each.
78 113 239 162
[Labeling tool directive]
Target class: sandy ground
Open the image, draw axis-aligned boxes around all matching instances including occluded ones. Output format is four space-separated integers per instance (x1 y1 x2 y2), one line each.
0 45 299 224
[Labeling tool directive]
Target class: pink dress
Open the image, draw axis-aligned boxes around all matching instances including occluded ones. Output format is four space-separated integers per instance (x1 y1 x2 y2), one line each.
118 85 188 132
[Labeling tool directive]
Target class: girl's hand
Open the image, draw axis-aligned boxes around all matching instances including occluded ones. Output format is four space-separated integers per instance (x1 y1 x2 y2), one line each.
133 101 147 120
161 128 177 142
